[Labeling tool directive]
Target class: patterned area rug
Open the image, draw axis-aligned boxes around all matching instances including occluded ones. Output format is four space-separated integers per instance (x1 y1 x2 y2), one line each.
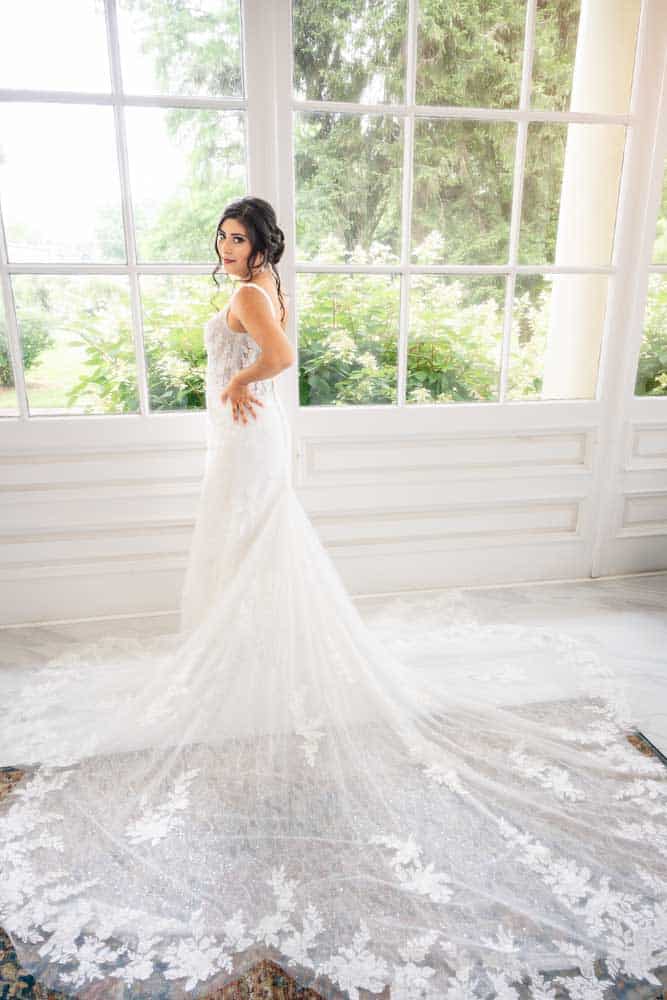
1 734 665 1000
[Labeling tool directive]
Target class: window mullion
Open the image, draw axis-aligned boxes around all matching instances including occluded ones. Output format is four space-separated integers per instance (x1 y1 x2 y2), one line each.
499 0 537 404
243 0 280 206
0 215 29 419
397 0 419 409
290 98 632 128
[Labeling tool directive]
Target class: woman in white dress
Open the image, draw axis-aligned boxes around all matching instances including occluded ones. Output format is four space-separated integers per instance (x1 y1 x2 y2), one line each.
0 196 665 1000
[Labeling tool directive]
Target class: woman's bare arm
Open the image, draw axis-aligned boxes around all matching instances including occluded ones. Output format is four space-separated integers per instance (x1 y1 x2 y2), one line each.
228 288 295 385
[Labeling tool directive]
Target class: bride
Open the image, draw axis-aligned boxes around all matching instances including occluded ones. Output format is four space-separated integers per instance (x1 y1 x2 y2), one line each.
0 196 665 1000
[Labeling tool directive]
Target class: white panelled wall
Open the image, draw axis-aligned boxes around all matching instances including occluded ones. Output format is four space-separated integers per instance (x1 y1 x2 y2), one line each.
0 0 666 626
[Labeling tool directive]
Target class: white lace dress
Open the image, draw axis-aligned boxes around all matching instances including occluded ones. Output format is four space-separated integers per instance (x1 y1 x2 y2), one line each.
0 282 665 1000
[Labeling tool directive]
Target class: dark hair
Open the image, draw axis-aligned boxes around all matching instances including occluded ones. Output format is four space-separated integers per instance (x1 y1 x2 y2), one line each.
211 196 287 323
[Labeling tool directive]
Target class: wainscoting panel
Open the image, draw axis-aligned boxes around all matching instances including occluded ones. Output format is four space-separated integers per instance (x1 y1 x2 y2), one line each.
593 415 667 576
0 403 665 623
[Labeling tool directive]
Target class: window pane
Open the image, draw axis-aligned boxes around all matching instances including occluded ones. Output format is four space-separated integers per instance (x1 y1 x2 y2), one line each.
125 107 246 264
297 273 399 406
519 122 625 266
292 0 407 104
117 0 243 99
0 104 125 265
13 276 139 416
412 119 516 265
416 0 525 109
0 290 19 418
0 0 110 92
294 111 403 265
652 159 667 265
508 274 608 401
139 275 212 412
407 276 505 405
532 0 640 114
635 276 667 398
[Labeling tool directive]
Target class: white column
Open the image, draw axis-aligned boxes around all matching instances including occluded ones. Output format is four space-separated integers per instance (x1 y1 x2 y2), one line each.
542 0 641 399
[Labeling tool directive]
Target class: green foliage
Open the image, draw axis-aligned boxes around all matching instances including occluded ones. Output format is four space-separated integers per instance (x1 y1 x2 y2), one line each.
416 0 525 110
63 325 207 415
531 0 585 112
292 0 407 105
143 306 207 411
633 192 667 397
406 274 503 403
635 276 667 397
297 237 534 406
57 283 139 414
0 283 54 387
507 288 548 399
62 284 208 414
65 332 139 415
297 243 399 405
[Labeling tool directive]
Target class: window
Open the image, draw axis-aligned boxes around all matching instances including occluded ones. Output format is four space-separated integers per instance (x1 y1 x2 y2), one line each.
0 0 245 418
292 0 641 407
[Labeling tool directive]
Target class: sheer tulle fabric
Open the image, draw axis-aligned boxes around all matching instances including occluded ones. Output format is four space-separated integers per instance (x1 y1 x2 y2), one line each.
1 289 665 1000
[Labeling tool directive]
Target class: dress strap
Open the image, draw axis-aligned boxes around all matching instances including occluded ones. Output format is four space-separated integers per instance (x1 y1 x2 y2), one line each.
233 282 277 318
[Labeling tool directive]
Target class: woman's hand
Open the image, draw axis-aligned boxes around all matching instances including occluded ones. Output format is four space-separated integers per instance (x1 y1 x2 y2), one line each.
220 374 264 423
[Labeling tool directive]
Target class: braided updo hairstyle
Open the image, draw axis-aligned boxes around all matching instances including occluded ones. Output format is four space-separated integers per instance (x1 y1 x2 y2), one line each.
212 196 287 324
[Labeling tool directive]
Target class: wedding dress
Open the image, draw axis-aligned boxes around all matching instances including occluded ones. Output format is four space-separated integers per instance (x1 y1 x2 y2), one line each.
0 280 666 1000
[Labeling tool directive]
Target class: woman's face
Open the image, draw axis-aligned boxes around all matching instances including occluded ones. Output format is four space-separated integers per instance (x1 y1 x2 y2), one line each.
216 218 261 279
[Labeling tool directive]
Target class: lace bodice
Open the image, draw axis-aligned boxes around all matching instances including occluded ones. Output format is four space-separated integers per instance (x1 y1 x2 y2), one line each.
205 282 278 415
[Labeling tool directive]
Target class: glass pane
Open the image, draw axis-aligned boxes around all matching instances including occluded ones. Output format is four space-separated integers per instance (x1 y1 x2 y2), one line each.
635 275 667 398
407 276 505 404
294 111 403 265
412 119 516 265
508 274 608 401
519 122 625 266
532 0 640 114
13 276 139 416
118 0 242 99
0 0 110 92
416 0 525 109
125 107 246 263
0 290 19 418
297 273 399 406
139 275 212 412
292 0 407 104
0 104 125 264
652 159 667 265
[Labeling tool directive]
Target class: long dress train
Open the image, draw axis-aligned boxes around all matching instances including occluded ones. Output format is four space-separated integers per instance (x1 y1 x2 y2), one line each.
0 282 665 1000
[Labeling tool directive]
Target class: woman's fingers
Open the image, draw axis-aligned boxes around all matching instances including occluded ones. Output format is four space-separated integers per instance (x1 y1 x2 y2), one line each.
247 396 263 417
233 400 253 423
230 394 264 423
